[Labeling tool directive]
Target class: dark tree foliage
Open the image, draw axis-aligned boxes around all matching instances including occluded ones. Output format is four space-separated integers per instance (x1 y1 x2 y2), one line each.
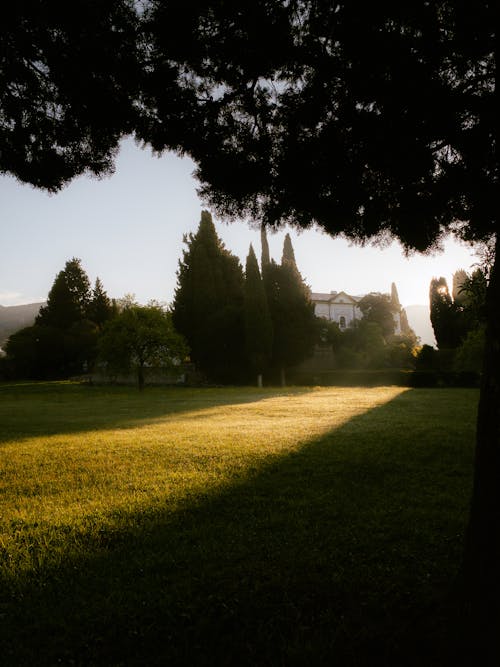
429 277 460 349
87 277 114 330
4 325 66 379
1 0 140 190
264 234 316 385
244 245 273 386
172 211 246 382
429 271 484 349
140 1 495 253
452 269 469 307
459 268 488 328
8 259 112 378
37 258 91 329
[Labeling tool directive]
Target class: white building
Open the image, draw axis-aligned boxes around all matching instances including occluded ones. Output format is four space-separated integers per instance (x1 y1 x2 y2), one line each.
311 289 403 335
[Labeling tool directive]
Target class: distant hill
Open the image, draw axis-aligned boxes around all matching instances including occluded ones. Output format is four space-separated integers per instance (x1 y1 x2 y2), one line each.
0 303 44 347
405 305 436 347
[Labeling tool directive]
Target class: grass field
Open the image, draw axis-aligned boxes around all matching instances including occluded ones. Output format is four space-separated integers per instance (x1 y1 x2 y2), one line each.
0 382 477 665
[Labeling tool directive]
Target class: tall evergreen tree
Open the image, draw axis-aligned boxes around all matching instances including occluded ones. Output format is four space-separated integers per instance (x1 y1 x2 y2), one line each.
390 282 401 308
281 233 296 267
88 277 113 330
390 282 413 337
265 236 316 386
260 223 270 270
244 245 273 387
12 259 114 378
37 258 91 329
172 211 245 382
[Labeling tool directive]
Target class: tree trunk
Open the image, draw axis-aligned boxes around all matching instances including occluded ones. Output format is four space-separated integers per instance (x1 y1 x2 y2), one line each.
257 373 263 388
460 234 500 661
137 364 145 391
280 366 286 387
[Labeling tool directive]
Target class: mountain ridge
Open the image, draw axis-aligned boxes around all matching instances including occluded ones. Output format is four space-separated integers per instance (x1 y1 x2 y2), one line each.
0 302 44 346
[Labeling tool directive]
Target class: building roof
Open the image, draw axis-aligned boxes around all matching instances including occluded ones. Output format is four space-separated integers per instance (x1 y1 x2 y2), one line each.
311 291 362 303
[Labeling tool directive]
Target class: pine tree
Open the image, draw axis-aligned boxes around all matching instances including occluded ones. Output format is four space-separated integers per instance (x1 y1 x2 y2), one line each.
88 277 113 330
244 245 273 387
18 258 101 377
37 258 91 329
172 211 245 382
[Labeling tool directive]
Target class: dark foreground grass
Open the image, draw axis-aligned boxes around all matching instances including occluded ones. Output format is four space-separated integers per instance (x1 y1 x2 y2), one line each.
0 383 477 665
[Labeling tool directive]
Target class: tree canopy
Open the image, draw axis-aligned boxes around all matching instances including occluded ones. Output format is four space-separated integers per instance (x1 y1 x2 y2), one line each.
98 302 188 389
2 2 494 254
1 0 140 190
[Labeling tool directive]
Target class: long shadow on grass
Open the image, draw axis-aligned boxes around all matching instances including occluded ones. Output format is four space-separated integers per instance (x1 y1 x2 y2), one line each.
0 382 314 446
0 390 475 666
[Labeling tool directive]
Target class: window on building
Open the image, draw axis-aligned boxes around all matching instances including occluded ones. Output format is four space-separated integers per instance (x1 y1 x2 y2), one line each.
339 316 346 329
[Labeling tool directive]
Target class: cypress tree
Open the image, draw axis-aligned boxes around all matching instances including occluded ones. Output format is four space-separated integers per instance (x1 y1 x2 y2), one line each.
390 282 401 308
244 244 273 387
260 223 271 270
172 211 245 382
265 236 316 386
281 233 297 267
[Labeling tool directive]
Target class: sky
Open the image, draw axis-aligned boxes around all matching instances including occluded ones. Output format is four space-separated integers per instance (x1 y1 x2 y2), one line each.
1 137 480 313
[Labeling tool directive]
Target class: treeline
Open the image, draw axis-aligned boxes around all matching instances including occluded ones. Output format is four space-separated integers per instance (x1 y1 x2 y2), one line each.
2 210 426 387
0 212 319 386
1 259 187 388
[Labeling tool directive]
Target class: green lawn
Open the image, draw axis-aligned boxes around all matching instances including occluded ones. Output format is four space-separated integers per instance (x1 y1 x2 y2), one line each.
0 382 477 665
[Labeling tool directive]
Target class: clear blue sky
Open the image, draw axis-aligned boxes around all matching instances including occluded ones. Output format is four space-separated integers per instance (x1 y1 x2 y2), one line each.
1 137 479 311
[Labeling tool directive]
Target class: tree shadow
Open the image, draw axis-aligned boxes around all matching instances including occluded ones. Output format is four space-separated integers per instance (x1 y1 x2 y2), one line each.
0 389 474 666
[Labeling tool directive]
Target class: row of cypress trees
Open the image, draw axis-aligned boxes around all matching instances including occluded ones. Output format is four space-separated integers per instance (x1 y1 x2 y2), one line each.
172 211 317 385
